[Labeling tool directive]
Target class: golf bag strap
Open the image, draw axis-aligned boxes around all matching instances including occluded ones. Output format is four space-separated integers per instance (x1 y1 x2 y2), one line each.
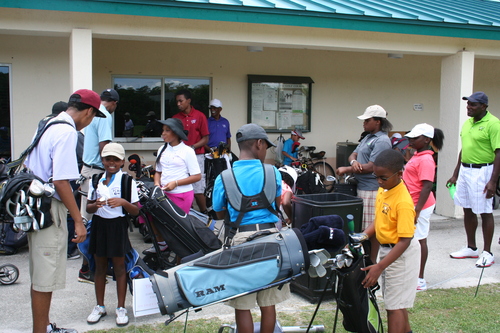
7 118 71 174
220 164 278 248
155 142 168 165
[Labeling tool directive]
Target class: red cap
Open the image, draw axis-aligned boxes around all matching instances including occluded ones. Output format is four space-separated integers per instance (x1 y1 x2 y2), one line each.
69 89 106 117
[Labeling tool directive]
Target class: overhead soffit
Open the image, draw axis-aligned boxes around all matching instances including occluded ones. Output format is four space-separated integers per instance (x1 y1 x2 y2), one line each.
1 0 500 40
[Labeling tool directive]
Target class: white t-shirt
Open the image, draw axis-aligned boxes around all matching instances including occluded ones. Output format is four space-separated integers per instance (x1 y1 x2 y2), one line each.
89 170 139 219
25 112 80 201
155 142 201 194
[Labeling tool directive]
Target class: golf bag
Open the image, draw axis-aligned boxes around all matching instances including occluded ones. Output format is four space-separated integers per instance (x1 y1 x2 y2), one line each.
150 228 309 315
0 221 27 255
142 186 221 258
77 219 151 294
334 254 382 333
296 171 326 194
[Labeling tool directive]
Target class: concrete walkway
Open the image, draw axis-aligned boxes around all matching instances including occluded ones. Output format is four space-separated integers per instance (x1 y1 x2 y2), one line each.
1 212 500 333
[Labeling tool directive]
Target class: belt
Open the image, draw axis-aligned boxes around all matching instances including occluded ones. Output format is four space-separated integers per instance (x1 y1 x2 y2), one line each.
83 163 105 171
461 162 492 168
238 223 276 232
380 243 396 248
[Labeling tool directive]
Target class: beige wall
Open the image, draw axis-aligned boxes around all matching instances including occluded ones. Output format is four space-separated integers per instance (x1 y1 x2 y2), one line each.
92 39 445 163
2 35 500 165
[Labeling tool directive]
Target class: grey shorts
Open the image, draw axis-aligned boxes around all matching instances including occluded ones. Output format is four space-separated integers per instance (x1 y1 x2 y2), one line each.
28 199 68 292
192 154 206 194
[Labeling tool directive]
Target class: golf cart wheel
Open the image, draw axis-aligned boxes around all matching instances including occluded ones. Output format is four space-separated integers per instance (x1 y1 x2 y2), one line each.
0 264 19 285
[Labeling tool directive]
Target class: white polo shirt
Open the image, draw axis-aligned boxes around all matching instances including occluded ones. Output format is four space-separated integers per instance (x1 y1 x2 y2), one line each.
88 170 140 218
25 112 80 201
155 142 201 194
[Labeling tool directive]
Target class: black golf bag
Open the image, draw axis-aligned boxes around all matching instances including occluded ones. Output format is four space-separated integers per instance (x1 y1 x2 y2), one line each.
0 221 27 255
334 254 382 333
142 186 222 259
150 228 309 316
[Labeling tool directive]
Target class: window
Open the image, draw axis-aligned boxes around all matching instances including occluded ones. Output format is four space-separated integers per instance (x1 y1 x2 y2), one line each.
113 76 210 138
248 75 313 133
0 65 11 161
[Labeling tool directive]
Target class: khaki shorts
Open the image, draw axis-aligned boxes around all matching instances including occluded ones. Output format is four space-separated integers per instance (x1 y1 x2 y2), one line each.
192 154 206 195
226 228 291 310
29 199 69 292
379 237 419 310
80 165 105 220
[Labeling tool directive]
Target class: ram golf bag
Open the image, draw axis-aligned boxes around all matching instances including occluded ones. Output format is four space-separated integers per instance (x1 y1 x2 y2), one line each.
149 228 309 315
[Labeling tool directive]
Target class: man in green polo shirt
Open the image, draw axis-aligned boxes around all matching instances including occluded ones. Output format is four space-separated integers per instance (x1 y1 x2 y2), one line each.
447 91 500 268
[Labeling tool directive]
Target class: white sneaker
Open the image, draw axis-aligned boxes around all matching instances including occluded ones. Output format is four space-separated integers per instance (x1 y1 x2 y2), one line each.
87 305 106 324
450 247 479 259
116 307 129 326
417 278 427 291
476 251 495 267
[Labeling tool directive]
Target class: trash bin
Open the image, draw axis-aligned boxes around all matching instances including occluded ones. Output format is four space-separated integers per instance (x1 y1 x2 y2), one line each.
291 192 363 302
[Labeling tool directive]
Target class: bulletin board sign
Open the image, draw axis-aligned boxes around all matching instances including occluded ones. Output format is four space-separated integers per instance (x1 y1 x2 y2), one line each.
248 75 313 133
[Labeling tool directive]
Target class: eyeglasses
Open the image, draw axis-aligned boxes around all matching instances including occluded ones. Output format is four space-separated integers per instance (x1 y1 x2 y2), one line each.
372 171 399 181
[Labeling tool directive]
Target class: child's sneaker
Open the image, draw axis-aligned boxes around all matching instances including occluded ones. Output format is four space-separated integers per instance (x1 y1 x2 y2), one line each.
476 251 494 267
450 247 479 259
142 243 168 254
87 305 107 324
116 307 129 326
417 278 427 291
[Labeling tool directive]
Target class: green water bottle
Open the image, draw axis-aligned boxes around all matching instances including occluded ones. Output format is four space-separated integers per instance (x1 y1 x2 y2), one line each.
346 214 355 234
447 183 456 200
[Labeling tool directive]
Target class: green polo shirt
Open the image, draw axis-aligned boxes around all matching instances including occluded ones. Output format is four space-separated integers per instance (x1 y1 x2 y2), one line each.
460 111 500 164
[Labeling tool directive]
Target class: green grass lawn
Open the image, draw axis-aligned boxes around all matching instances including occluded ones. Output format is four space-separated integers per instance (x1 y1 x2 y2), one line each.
87 283 500 333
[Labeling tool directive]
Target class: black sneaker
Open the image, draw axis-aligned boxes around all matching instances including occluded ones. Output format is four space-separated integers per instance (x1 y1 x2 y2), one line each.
67 249 81 260
48 322 77 333
78 269 95 284
78 269 107 284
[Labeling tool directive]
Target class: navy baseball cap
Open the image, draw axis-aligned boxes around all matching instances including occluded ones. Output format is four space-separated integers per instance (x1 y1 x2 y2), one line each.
100 88 119 102
463 91 488 105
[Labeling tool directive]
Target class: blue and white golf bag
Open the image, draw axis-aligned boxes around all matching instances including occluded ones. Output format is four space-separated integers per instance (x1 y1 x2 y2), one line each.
149 228 309 315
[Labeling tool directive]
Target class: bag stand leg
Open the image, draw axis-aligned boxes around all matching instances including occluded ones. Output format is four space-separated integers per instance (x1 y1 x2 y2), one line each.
305 268 337 333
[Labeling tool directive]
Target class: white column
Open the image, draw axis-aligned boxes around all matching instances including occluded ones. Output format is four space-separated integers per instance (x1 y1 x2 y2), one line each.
70 28 93 92
435 51 475 217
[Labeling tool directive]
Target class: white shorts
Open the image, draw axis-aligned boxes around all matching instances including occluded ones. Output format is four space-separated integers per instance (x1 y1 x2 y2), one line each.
454 165 493 214
414 204 434 240
192 154 206 194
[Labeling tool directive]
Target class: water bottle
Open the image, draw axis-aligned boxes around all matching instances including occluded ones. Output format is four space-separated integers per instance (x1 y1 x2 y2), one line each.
447 183 456 200
346 214 355 234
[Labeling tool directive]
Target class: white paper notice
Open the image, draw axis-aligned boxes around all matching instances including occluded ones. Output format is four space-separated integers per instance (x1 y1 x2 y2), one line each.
133 278 161 317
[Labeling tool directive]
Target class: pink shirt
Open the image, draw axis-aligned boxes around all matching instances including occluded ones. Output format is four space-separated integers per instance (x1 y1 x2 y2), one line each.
402 150 436 210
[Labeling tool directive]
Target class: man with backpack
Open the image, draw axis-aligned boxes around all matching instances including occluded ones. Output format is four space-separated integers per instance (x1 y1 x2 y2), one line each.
25 89 105 333
212 123 289 333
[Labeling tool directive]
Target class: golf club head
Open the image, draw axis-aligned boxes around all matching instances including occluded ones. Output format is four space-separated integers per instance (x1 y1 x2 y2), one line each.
20 190 26 205
36 197 41 210
28 179 44 197
349 232 369 244
39 211 45 228
309 253 321 268
43 183 56 197
25 204 39 231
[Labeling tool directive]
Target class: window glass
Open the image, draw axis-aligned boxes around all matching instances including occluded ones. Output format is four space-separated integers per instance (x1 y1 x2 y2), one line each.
0 65 11 161
113 76 210 138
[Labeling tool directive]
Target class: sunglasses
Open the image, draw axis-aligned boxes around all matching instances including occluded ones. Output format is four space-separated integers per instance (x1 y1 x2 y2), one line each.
372 171 399 181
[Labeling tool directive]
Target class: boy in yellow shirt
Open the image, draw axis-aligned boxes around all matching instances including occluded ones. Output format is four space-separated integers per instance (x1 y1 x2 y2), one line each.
358 149 419 333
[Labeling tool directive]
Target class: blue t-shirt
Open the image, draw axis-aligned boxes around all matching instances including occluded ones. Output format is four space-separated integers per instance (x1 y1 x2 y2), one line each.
282 138 297 166
207 116 231 148
83 106 112 167
213 159 282 226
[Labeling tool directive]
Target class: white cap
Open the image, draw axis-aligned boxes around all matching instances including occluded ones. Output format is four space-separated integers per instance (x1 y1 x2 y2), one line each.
357 105 387 120
391 133 402 139
209 99 222 108
101 142 125 160
405 123 434 138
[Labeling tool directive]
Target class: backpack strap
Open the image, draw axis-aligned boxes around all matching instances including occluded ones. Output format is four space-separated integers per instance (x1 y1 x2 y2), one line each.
7 116 72 174
90 172 105 200
121 173 133 215
220 163 278 247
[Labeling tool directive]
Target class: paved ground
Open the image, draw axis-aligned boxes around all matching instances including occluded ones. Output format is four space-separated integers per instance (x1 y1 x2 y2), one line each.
1 212 500 333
